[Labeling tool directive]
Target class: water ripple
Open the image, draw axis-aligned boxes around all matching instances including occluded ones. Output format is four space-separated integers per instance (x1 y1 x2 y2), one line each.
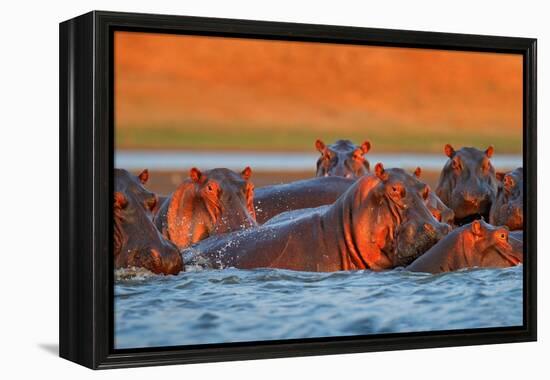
114 266 523 349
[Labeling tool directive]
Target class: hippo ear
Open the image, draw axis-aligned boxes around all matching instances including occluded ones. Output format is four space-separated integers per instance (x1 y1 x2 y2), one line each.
413 167 422 178
360 141 371 154
444 144 455 158
241 166 252 180
485 145 494 158
138 169 149 184
315 139 326 154
374 163 388 181
189 167 203 183
471 220 483 236
114 192 128 209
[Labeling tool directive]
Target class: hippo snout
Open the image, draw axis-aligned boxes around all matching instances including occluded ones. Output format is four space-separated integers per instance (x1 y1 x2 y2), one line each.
505 204 523 230
151 245 184 274
423 223 435 234
424 221 451 239
460 191 483 206
401 223 417 242
453 190 493 222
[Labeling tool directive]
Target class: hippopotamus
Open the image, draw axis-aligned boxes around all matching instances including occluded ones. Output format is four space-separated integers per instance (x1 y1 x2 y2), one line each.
256 168 454 227
114 191 183 275
435 144 498 225
509 230 524 254
115 168 158 218
182 163 450 272
412 167 455 226
406 220 523 274
490 168 523 230
315 139 371 178
151 195 168 218
154 167 257 249
254 176 355 224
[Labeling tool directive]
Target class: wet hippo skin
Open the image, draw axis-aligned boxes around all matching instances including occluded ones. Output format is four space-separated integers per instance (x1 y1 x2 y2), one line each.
490 168 523 230
255 167 452 226
154 167 257 249
254 176 355 224
183 164 450 272
115 168 158 219
436 144 498 225
406 220 523 274
114 170 183 275
315 139 371 178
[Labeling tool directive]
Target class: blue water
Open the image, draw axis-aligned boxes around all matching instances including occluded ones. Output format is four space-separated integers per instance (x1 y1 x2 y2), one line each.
114 150 522 172
114 265 523 349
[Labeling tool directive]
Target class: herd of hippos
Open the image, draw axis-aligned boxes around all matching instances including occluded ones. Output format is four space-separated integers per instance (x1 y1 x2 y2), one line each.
114 139 524 276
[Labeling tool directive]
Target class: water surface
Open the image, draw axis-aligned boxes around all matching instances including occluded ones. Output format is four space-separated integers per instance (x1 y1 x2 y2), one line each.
115 150 522 171
114 266 523 349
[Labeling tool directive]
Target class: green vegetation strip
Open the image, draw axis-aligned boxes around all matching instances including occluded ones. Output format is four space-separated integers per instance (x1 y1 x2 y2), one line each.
116 124 522 153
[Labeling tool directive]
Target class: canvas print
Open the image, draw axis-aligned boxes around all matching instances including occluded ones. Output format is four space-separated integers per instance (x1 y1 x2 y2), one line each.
113 31 524 349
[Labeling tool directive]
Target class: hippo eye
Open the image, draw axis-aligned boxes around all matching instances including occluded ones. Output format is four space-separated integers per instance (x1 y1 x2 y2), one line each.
391 185 405 198
498 231 508 240
206 183 217 193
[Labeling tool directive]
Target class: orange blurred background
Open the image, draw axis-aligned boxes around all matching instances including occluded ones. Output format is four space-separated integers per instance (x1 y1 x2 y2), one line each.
114 31 522 153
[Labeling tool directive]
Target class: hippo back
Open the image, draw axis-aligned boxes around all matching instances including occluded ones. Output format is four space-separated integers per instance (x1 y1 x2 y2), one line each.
254 176 354 224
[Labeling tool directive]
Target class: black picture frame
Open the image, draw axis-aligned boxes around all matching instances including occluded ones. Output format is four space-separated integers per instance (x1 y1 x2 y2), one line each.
59 10 537 369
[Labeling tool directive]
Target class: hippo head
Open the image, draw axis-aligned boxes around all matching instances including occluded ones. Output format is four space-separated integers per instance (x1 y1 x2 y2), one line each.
191 167 257 234
115 168 158 218
374 164 451 266
114 191 183 275
490 168 523 230
406 219 522 273
435 144 498 225
163 167 258 249
412 167 455 226
463 220 522 267
315 139 371 178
